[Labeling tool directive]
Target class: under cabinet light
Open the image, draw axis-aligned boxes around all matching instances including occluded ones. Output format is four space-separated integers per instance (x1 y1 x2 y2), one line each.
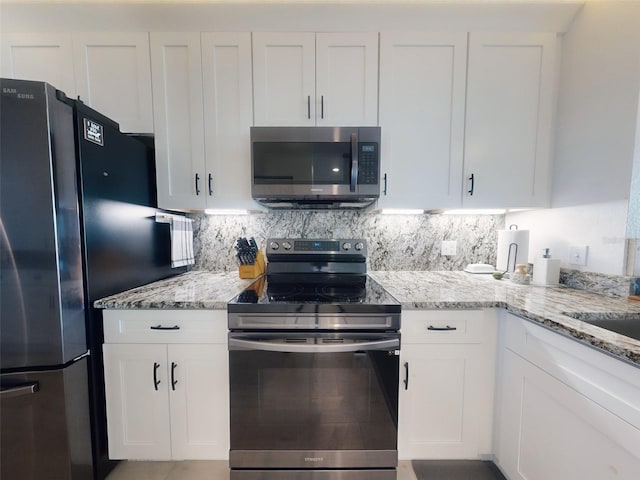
442 209 506 215
380 209 425 215
205 209 249 215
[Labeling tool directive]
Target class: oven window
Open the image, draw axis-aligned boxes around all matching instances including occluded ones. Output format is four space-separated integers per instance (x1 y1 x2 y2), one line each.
229 350 398 451
253 142 352 185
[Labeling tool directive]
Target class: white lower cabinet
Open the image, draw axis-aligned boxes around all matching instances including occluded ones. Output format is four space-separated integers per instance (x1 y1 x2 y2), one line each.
102 310 229 460
494 312 640 480
398 309 497 459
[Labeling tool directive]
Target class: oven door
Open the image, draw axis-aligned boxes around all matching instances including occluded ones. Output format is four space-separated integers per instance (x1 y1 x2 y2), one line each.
228 331 399 478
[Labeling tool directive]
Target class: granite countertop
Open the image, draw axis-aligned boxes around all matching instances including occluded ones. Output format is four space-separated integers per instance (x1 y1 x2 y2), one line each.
369 271 640 366
93 271 254 309
94 269 640 367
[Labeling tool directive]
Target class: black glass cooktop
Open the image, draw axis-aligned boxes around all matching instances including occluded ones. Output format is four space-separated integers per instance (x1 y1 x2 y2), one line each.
227 274 400 315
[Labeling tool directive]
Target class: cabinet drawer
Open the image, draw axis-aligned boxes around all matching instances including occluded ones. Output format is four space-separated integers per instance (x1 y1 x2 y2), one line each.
401 310 495 344
103 309 227 344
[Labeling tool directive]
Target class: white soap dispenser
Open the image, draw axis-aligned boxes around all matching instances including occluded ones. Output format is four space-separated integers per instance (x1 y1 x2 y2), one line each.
532 248 560 286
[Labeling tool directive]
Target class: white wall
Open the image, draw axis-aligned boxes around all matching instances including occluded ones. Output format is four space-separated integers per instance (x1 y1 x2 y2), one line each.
506 200 628 275
506 1 640 276
0 2 581 33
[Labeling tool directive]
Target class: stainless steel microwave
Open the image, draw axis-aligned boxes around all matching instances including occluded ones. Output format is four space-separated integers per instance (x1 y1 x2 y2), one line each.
251 126 381 209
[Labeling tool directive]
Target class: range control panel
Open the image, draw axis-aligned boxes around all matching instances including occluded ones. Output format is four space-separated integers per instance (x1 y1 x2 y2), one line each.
266 238 367 255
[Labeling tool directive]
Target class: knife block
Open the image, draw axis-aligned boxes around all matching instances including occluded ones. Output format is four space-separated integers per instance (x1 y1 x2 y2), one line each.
239 250 266 279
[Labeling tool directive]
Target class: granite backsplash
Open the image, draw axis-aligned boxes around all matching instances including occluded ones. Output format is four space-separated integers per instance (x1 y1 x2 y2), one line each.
190 210 633 297
191 211 504 271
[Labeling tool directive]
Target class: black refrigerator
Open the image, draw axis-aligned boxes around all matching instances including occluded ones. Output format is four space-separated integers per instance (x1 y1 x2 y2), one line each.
0 78 186 480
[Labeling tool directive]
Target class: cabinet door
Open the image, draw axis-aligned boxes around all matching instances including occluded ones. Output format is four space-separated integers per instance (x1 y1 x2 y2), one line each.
497 349 640 480
150 33 206 210
103 344 171 460
168 344 229 459
398 343 492 459
379 33 467 209
315 32 379 126
464 32 556 208
72 33 153 133
201 32 254 210
252 32 316 126
0 33 76 95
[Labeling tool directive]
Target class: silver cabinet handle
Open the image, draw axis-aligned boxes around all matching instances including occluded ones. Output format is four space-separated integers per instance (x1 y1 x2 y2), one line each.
195 173 201 196
307 95 311 119
229 337 399 353
208 174 213 196
0 381 39 399
468 173 474 196
321 95 324 119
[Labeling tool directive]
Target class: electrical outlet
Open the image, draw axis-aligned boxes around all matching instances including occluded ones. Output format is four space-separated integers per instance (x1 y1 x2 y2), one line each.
568 245 588 266
441 240 457 256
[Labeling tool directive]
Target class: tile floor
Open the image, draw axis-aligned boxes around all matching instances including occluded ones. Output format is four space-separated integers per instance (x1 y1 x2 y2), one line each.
106 459 506 479
106 460 418 480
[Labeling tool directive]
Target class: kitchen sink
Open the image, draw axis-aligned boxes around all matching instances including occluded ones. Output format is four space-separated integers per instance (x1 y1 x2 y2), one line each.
562 312 640 341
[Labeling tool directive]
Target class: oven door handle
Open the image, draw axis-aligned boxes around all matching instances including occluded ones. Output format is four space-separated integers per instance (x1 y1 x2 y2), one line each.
228 337 399 353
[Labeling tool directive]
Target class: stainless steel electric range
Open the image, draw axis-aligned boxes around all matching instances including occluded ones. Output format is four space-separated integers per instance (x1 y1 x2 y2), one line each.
227 238 401 480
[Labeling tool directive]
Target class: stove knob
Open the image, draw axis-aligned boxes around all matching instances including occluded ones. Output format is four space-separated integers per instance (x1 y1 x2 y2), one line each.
342 242 352 251
270 241 279 251
282 241 292 250
355 242 364 251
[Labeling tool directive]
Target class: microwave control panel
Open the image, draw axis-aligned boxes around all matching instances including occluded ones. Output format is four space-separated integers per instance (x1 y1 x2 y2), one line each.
358 143 379 185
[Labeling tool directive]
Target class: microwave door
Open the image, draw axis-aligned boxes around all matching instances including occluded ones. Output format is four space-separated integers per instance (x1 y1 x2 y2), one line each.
310 142 352 194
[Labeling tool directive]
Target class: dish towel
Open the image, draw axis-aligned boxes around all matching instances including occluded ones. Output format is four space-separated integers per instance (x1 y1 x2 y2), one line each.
170 215 195 268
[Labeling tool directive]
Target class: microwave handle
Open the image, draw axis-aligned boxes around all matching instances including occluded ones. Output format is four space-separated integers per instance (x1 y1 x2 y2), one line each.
350 132 358 192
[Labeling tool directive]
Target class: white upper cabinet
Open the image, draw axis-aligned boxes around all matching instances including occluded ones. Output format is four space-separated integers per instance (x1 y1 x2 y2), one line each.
152 32 255 211
252 32 316 126
1 32 153 133
150 32 206 211
0 33 77 96
252 32 378 126
463 32 557 208
73 33 154 133
378 32 467 209
201 32 255 210
315 33 379 126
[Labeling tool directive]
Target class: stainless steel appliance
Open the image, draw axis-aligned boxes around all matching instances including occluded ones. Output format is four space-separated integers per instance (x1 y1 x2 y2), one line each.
0 79 185 480
251 127 381 209
228 239 401 480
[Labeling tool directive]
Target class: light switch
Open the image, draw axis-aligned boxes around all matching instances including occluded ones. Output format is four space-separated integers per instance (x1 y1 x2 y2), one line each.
568 245 588 266
441 240 457 256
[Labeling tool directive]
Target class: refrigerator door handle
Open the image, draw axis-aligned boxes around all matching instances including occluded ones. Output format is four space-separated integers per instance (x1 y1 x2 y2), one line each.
0 381 39 399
